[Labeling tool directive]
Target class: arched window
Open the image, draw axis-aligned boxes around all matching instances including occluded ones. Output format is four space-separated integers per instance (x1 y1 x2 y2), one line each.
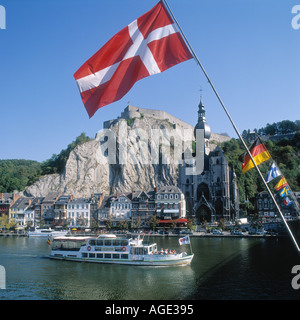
197 183 210 201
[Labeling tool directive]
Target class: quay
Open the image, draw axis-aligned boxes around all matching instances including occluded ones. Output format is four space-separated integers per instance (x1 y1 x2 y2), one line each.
0 231 284 238
0 232 27 237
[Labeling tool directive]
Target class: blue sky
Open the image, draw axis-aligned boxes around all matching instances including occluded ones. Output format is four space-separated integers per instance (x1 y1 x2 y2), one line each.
0 0 299 162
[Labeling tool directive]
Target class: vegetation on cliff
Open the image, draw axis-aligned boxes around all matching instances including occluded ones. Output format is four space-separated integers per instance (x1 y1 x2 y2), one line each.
0 121 299 202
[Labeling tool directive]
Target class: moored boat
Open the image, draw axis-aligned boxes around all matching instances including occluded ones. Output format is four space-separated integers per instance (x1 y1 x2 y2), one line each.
49 233 194 266
27 228 69 237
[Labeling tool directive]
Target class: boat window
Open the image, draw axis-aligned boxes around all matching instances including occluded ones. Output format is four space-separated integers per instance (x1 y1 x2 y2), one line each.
144 248 148 255
96 240 103 246
121 240 128 246
89 240 96 246
52 239 87 251
132 247 144 255
104 253 111 259
97 253 103 258
82 253 88 258
121 254 128 259
113 240 121 246
89 253 95 258
113 254 119 259
104 240 111 246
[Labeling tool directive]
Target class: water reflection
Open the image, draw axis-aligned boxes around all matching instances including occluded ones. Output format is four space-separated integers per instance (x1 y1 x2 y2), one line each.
0 236 299 300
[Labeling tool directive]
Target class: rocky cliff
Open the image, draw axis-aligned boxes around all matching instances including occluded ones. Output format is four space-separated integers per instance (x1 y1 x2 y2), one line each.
24 106 230 197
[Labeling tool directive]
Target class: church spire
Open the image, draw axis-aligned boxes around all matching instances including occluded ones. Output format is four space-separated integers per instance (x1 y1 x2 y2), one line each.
195 97 211 140
198 98 206 123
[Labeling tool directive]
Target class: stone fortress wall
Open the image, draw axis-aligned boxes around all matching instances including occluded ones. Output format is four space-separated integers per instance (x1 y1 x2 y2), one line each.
103 105 231 145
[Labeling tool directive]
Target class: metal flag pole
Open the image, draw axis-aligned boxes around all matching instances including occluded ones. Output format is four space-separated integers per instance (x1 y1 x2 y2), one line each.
162 0 300 252
188 235 193 255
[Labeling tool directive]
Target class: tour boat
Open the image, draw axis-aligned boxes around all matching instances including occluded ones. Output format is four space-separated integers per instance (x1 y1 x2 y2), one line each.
27 228 69 237
49 234 194 266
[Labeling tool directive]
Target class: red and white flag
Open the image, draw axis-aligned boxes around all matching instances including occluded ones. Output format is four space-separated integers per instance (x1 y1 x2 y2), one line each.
179 235 190 245
73 1 193 118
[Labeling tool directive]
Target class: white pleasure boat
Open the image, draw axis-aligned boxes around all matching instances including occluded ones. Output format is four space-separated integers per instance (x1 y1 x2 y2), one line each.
49 233 194 266
27 228 69 237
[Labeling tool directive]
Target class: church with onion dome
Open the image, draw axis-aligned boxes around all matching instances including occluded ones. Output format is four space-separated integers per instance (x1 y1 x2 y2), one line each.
179 99 239 225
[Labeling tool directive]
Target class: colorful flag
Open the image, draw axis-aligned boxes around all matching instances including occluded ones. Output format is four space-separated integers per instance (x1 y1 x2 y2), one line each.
283 197 293 206
274 177 288 191
179 235 190 245
279 186 291 198
240 137 271 174
47 237 51 245
74 1 193 118
265 162 281 183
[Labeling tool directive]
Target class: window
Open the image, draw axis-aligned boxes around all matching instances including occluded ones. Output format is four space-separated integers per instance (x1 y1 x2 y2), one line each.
89 253 95 258
113 240 121 246
258 199 262 210
121 240 128 246
121 254 128 259
104 240 111 246
113 254 119 259
97 253 103 258
104 254 111 259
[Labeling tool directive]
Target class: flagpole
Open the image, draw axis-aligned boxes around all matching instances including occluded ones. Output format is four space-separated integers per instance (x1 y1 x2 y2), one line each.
189 235 193 255
162 0 300 252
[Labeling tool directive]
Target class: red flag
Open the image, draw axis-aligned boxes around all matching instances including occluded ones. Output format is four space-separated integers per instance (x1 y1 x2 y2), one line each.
73 1 193 118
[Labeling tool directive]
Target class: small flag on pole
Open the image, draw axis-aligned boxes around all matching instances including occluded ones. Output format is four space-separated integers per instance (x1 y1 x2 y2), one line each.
74 1 193 118
179 235 190 245
47 237 51 245
274 177 288 191
239 137 271 174
265 162 281 183
279 186 291 198
283 197 293 206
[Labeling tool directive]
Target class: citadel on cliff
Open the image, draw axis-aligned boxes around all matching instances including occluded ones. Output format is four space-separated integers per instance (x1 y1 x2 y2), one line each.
19 100 240 227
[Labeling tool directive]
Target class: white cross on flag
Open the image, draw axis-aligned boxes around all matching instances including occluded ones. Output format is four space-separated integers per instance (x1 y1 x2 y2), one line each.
74 1 193 118
179 235 190 245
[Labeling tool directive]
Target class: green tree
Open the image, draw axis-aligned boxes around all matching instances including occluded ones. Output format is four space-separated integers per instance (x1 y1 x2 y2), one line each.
147 215 159 230
41 132 92 175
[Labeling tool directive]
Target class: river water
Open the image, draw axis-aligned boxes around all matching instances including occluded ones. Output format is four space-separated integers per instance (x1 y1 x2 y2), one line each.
0 235 299 300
